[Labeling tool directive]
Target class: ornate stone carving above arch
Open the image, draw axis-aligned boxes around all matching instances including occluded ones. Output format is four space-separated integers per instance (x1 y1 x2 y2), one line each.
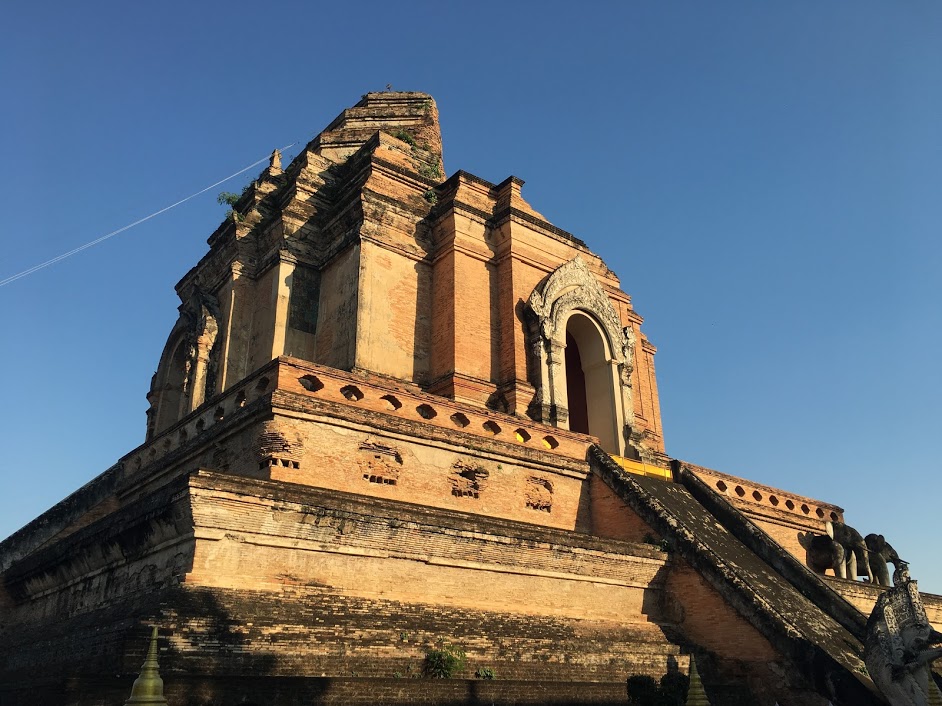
526 256 640 458
146 287 222 439
528 257 633 370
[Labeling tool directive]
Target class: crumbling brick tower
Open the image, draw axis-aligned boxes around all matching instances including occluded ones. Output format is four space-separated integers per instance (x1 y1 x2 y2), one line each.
1 93 933 706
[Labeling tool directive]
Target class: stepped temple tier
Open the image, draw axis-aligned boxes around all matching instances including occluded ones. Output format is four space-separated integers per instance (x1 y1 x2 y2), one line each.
1 92 939 706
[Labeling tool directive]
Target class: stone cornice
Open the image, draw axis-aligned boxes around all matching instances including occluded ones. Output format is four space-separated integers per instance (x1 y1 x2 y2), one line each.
1 472 194 597
440 169 497 191
189 469 667 563
488 206 587 249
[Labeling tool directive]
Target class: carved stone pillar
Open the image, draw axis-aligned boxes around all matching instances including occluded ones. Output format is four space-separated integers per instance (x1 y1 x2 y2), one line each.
189 329 217 411
546 339 568 428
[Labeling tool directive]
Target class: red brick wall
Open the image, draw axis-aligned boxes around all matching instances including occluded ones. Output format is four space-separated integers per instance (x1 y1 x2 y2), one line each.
589 474 658 543
664 558 778 663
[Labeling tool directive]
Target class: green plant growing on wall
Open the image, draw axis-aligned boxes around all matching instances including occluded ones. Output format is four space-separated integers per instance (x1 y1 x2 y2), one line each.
217 191 241 207
393 129 416 147
217 188 250 223
423 641 466 679
401 130 442 182
419 158 442 180
475 667 496 679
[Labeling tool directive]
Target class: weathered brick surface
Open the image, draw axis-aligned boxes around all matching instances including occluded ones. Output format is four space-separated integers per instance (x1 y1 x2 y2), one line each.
663 559 778 662
0 583 680 703
0 91 913 706
139 91 666 461
157 584 685 681
589 473 659 543
188 475 666 591
4 674 634 706
0 470 691 704
590 448 884 706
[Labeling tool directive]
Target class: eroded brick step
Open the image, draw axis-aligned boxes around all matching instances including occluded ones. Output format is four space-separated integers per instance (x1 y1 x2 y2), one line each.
2 675 637 706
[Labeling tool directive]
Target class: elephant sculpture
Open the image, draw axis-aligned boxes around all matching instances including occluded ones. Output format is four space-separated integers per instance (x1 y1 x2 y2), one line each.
865 533 906 587
799 521 873 582
798 531 845 577
828 520 874 583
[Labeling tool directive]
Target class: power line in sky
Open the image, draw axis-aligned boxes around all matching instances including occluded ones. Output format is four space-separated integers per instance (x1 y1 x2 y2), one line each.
0 143 297 288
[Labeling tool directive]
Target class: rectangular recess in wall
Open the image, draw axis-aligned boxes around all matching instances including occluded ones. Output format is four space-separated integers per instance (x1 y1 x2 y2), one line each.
288 265 320 334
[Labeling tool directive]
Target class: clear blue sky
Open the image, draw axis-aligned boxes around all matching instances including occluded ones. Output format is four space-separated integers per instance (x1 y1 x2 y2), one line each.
2 2 940 591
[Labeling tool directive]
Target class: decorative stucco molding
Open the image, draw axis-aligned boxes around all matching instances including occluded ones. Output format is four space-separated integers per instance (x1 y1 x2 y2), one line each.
146 287 222 438
526 256 642 458
528 256 633 374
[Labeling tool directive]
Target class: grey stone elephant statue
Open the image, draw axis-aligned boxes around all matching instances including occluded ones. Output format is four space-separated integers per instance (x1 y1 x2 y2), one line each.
828 520 874 583
864 533 906 587
798 531 845 577
798 521 873 582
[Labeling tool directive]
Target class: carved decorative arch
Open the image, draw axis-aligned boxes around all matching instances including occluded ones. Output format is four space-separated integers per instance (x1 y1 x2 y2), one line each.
146 287 221 439
529 256 632 367
526 256 638 457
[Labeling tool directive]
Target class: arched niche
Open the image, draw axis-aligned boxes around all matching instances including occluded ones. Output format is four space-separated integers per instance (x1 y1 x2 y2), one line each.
527 256 635 458
146 288 221 439
154 335 190 434
564 312 622 453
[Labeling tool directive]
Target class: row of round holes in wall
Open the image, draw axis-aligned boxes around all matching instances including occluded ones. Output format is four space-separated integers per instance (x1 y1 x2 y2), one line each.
298 375 560 450
141 386 258 468
714 479 838 521
189 390 249 436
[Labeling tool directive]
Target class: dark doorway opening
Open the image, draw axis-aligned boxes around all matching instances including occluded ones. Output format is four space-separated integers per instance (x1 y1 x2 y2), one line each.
565 332 589 434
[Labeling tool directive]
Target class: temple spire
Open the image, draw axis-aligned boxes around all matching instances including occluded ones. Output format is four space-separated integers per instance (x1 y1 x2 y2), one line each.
685 654 711 706
125 626 168 705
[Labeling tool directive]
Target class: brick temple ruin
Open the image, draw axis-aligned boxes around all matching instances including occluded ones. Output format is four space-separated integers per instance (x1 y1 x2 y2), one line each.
1 92 939 705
